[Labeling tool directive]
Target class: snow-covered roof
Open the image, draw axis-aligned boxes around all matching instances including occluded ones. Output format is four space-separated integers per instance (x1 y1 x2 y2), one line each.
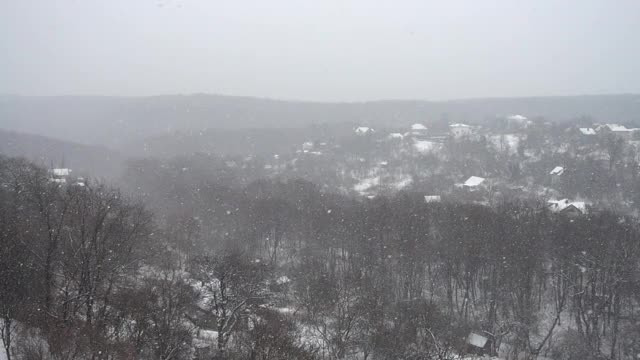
548 199 586 214
467 333 488 348
507 114 527 121
52 168 71 176
355 126 374 135
388 133 404 139
463 176 485 187
450 123 470 128
579 128 596 135
605 124 632 132
413 140 437 154
424 195 441 203
549 166 564 175
411 123 427 130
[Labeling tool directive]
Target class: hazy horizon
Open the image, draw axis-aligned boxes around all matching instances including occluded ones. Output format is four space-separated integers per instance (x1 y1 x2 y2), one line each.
2 0 640 102
2 91 640 104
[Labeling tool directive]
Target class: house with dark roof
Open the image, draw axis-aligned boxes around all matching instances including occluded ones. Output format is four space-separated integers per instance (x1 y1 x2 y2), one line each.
548 199 587 217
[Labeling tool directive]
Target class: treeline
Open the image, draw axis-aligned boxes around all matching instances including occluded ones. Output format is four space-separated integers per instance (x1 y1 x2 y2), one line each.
1 155 640 359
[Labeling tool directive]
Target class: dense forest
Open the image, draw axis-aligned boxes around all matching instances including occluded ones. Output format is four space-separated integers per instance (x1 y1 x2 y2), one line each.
1 155 639 359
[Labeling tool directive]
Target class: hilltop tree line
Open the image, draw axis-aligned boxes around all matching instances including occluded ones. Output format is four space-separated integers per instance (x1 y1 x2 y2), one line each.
0 155 639 359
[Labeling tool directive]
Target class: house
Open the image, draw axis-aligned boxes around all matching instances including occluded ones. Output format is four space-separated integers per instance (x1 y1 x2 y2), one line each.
507 114 527 121
506 114 531 130
409 123 428 139
74 177 86 187
411 123 427 131
449 123 474 139
463 176 485 190
355 126 374 135
424 195 441 203
549 166 564 176
548 199 586 217
579 128 596 135
549 166 564 186
302 141 314 151
50 168 72 184
387 133 404 140
52 168 71 177
465 332 493 356
596 124 638 139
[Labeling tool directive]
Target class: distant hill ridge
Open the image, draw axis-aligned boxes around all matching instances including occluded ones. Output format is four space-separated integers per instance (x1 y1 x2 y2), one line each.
1 94 639 148
0 129 124 180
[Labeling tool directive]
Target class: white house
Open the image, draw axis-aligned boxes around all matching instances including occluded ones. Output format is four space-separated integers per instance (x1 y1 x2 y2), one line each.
411 123 427 131
52 168 71 177
50 168 72 184
355 127 374 135
597 124 638 139
424 195 442 203
449 123 474 138
579 128 596 135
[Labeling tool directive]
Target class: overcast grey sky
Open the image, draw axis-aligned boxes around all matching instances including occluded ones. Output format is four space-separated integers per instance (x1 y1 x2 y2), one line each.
2 0 639 101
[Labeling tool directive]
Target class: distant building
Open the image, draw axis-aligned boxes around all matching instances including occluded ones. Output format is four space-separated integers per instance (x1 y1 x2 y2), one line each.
52 168 71 177
411 123 427 131
50 168 72 184
506 114 531 130
424 195 441 203
548 199 586 217
465 332 493 356
596 124 638 139
463 176 485 189
409 123 428 139
355 126 374 135
387 133 404 140
549 166 564 176
74 177 86 187
549 166 564 186
302 141 314 152
579 127 596 135
449 123 474 139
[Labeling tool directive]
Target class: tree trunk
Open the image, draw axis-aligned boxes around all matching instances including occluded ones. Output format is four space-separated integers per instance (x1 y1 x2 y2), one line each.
610 293 621 360
2 315 12 360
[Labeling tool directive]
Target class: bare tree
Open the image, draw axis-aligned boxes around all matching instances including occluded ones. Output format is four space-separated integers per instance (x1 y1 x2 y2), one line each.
190 251 270 358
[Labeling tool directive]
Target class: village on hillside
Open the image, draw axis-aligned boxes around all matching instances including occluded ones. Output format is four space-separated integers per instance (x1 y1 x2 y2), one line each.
51 116 640 218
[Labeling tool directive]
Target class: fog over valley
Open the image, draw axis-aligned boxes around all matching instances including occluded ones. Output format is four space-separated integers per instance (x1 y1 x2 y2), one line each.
1 1 640 359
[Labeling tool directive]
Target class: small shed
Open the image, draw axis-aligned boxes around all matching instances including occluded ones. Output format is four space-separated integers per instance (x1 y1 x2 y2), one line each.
52 168 71 177
549 166 564 176
463 176 485 189
549 166 564 186
424 195 441 203
466 332 492 355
